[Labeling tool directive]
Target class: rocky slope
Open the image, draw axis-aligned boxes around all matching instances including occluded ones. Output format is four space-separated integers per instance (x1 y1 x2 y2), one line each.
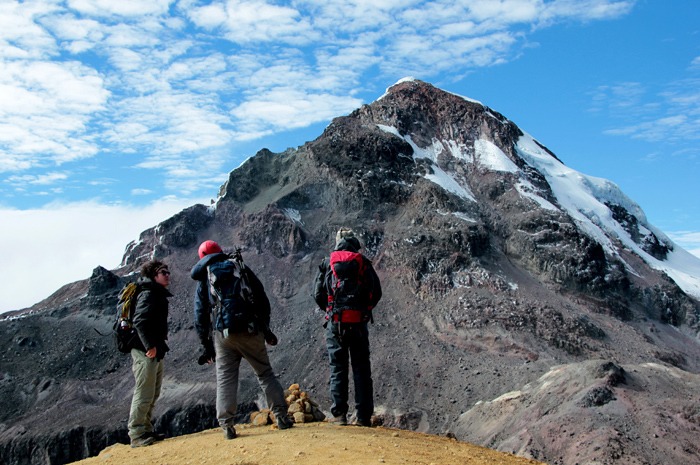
1 79 699 465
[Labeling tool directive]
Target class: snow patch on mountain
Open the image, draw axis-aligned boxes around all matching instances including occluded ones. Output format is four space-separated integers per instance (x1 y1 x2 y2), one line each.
378 124 476 202
515 181 559 211
474 139 518 173
515 132 700 299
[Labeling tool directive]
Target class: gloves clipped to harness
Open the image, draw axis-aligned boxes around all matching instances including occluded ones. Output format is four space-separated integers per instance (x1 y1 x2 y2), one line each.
197 339 216 365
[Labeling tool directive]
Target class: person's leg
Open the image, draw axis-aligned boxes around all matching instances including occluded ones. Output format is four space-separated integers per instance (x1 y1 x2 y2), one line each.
237 333 292 428
349 324 373 425
144 359 165 434
214 332 242 431
128 350 160 446
325 323 349 421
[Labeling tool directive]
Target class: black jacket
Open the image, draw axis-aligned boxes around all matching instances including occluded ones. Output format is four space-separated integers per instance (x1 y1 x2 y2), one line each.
191 252 271 346
132 278 171 359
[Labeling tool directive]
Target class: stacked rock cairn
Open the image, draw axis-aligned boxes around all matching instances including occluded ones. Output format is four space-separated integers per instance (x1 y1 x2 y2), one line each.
250 383 326 426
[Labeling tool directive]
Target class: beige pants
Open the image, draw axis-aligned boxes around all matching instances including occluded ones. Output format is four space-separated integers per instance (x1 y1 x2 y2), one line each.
128 349 164 440
214 331 287 427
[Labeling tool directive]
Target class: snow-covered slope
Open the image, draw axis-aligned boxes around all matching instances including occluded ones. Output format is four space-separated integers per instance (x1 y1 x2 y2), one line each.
376 79 700 299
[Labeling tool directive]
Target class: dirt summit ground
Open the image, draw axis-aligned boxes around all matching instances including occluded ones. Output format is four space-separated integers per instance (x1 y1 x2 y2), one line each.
71 422 545 465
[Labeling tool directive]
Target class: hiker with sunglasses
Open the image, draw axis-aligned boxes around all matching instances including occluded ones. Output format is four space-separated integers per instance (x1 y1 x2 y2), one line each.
128 260 172 448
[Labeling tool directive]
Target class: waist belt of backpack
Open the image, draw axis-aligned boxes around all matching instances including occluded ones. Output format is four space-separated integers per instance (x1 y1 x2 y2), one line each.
323 302 343 328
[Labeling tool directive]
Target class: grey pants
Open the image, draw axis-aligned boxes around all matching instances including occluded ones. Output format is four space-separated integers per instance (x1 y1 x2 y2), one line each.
214 331 287 426
128 349 164 440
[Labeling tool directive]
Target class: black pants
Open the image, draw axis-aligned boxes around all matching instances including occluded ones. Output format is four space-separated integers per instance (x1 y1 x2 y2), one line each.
325 322 374 422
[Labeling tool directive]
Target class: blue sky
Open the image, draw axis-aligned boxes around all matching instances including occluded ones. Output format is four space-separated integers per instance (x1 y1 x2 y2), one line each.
1 0 699 313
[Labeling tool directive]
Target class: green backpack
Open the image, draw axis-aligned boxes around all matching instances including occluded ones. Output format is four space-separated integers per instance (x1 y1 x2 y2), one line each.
113 282 140 353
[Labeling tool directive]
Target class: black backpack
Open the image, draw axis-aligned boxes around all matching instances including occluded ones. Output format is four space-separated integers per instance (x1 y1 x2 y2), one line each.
207 250 257 334
113 281 140 353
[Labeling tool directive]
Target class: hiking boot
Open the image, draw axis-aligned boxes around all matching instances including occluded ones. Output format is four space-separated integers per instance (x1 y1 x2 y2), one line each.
222 425 237 440
277 415 294 430
130 435 156 448
145 431 167 441
328 414 347 426
355 418 372 427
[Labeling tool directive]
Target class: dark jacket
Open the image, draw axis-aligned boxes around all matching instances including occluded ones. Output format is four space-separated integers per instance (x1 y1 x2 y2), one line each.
132 277 171 359
313 238 382 323
190 252 271 346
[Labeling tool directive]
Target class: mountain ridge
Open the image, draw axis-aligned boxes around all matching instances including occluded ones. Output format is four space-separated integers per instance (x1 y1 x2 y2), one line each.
2 78 699 465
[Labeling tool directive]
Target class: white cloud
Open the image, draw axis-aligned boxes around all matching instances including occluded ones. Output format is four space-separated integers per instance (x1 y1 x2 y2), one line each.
231 89 363 136
0 1 59 59
597 78 700 142
669 231 700 259
105 91 235 160
467 0 540 23
0 0 642 209
189 0 315 44
7 171 69 186
0 197 206 313
67 0 173 18
43 15 104 47
0 59 108 171
540 0 634 23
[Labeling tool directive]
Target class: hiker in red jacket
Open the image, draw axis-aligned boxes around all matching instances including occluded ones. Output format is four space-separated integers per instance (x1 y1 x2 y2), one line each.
313 228 382 426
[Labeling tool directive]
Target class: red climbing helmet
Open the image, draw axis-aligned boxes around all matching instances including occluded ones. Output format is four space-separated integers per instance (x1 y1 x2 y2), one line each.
198 240 223 259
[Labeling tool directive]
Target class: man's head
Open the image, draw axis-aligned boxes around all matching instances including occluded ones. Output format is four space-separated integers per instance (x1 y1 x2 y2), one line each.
141 260 170 287
198 240 223 259
335 228 361 250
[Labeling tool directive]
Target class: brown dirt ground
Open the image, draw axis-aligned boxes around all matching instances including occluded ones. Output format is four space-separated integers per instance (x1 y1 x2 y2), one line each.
70 422 545 465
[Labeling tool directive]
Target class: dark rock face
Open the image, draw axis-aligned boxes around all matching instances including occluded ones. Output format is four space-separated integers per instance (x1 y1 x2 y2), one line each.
121 204 214 268
607 203 670 260
2 79 699 465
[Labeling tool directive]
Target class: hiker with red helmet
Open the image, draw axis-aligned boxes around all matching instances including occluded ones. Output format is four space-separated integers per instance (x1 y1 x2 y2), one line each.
190 240 293 439
313 228 382 426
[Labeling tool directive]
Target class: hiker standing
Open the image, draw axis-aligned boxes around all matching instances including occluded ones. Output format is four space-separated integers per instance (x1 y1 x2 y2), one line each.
128 260 171 447
314 228 382 426
191 240 293 439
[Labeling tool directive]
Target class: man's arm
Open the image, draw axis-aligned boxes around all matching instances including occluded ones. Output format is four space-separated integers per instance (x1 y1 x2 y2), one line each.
133 288 157 351
364 259 382 309
313 260 328 310
193 280 212 345
193 280 216 363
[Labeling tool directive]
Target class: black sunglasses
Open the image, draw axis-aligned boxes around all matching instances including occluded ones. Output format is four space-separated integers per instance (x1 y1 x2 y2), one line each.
158 269 171 276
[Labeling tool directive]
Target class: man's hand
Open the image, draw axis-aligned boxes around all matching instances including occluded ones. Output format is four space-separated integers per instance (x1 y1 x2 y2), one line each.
197 341 215 365
264 329 278 346
146 347 157 359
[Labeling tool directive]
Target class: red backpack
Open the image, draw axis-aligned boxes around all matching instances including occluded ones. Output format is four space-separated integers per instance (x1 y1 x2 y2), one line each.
325 250 372 323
